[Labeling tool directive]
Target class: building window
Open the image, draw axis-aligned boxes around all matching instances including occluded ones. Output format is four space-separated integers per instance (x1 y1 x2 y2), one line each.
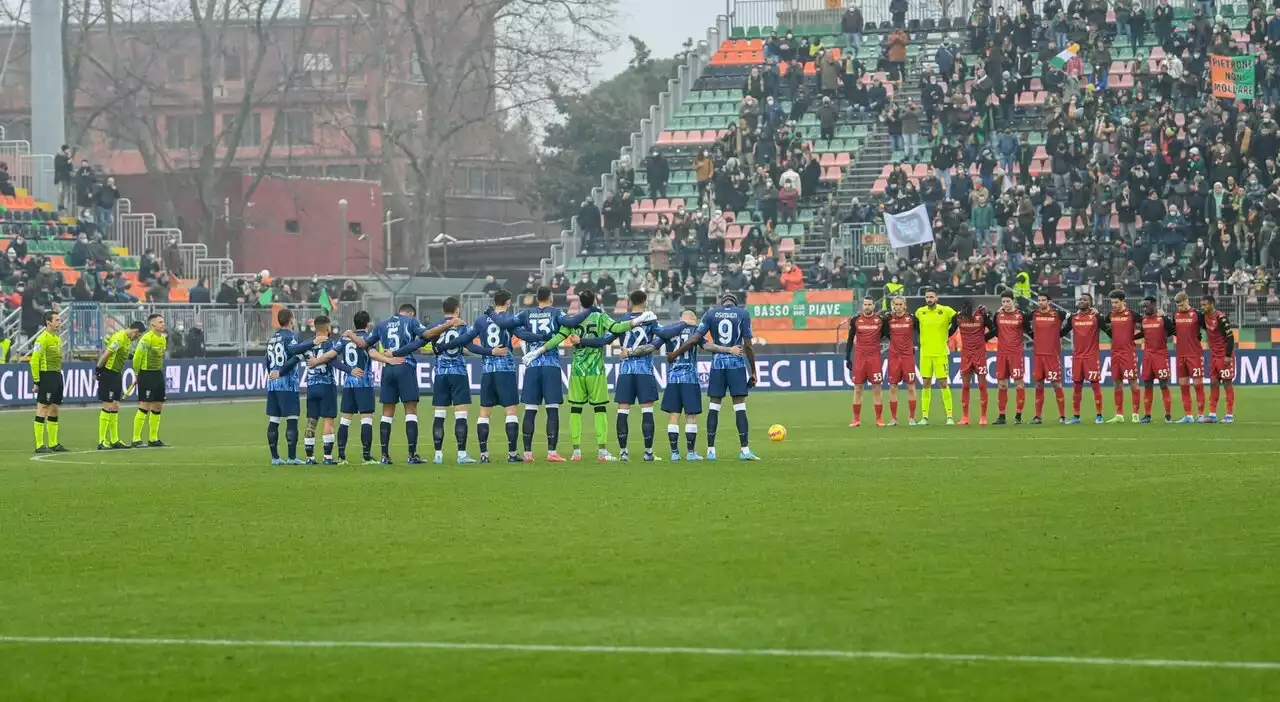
326 164 363 179
223 112 261 146
303 53 333 73
469 168 484 195
346 52 367 77
166 115 197 150
105 113 131 149
484 169 500 196
282 111 313 146
285 219 300 233
168 54 186 81
410 53 424 81
223 48 243 81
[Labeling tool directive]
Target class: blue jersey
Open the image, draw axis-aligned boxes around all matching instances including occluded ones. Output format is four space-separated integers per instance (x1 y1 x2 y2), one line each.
657 322 704 384
464 312 517 373
618 312 659 375
265 329 310 392
428 318 470 377
367 314 427 364
336 332 376 388
514 306 566 368
304 339 340 387
696 305 752 370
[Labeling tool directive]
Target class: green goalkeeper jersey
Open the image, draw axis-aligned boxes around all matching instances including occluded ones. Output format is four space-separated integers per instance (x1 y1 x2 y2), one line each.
914 304 956 357
545 311 634 377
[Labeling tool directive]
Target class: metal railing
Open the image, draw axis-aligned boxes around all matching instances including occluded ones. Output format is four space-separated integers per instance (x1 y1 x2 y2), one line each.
61 303 336 357
8 305 71 358
728 0 950 31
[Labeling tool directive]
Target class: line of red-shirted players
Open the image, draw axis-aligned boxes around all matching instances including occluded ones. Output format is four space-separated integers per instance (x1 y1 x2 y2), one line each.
844 290 1236 426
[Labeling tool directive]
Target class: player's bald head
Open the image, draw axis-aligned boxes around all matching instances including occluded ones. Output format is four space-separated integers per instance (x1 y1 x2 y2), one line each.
681 309 698 324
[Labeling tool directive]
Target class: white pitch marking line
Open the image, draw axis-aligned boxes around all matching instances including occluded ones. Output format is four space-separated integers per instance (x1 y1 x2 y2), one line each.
0 635 1277 671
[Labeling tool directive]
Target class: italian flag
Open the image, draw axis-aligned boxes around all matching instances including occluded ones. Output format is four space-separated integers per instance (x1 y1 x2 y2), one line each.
1049 43 1079 70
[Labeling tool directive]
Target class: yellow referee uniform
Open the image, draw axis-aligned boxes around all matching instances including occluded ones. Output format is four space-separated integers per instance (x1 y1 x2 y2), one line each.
132 329 169 444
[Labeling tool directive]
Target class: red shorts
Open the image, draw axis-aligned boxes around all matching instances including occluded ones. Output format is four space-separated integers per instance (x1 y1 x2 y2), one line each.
1141 354 1171 382
1033 354 1062 383
1111 353 1137 382
1209 354 1235 381
994 354 1023 381
851 355 884 385
1072 356 1100 383
1176 355 1204 380
959 354 987 376
887 355 917 385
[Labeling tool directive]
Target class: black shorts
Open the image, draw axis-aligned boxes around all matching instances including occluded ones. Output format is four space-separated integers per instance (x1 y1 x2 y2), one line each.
98 369 123 402
36 372 64 406
137 370 167 403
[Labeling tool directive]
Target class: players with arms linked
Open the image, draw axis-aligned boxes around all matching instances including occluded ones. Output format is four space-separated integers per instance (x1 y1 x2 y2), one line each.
1200 294 1236 423
845 297 886 427
95 321 145 449
914 288 957 426
613 290 663 462
1139 295 1175 423
884 297 919 426
1100 291 1142 423
952 300 994 426
671 293 760 461
301 315 339 464
1172 292 1208 423
1062 293 1105 424
264 308 317 464
132 313 169 447
1028 293 1068 424
992 293 1028 424
310 310 406 464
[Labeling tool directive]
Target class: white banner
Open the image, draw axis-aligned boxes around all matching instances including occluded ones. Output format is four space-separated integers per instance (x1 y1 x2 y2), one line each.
882 204 935 249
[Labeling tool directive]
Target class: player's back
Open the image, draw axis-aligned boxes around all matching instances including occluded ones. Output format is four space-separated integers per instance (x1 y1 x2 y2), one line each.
663 322 702 383
305 339 338 387
1031 310 1063 356
520 306 563 367
432 318 470 375
472 312 516 373
619 312 660 375
266 329 301 392
1071 309 1101 359
994 310 1025 354
374 314 426 362
701 305 751 368
1173 309 1203 357
851 313 884 358
340 333 375 387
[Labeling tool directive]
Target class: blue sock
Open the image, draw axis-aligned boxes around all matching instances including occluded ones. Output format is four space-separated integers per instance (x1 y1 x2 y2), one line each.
707 404 720 449
641 409 655 451
433 414 446 450
616 410 630 450
522 408 537 451
267 420 280 460
477 418 490 453
380 417 393 457
405 415 419 456
455 414 468 452
361 420 373 456
505 416 519 453
336 421 350 459
285 418 299 460
546 407 560 451
323 434 334 460
667 423 680 452
735 404 749 448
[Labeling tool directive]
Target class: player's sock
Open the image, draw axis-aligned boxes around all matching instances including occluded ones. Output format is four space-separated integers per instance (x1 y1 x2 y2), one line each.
405 414 419 456
431 410 446 452
381 415 395 456
1054 387 1065 419
1091 382 1103 416
569 407 583 448
919 386 932 420
546 405 560 452
1160 386 1172 415
889 398 899 420
285 417 299 460
505 415 519 453
593 407 608 450
323 434 334 461
1193 384 1205 415
874 400 883 422
1225 384 1235 414
1143 386 1154 415
707 403 720 448
1113 386 1124 414
1072 383 1083 416
454 411 469 453
47 417 59 446
148 411 162 442
668 423 680 452
734 403 749 448
1015 387 1026 414
1209 384 1220 414
361 417 374 456
615 408 630 451
33 416 45 448
267 417 280 459
907 397 917 420
477 416 491 454
98 410 110 445
522 407 537 452
852 401 861 423
641 407 655 451
940 385 953 417
685 422 698 452
133 410 147 442
1131 387 1141 416
978 382 988 417
304 435 316 459
337 418 350 459
997 387 1008 414
109 411 120 444
1034 386 1045 417
960 381 970 419
1180 385 1192 414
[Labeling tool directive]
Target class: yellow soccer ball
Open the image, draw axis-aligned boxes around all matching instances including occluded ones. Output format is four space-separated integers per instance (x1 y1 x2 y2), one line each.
768 424 787 442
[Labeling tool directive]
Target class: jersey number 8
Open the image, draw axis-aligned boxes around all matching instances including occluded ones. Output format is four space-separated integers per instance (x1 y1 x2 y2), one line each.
486 324 502 348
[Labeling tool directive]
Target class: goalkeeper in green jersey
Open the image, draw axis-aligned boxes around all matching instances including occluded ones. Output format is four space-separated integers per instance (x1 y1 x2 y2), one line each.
914 288 957 426
520 290 656 461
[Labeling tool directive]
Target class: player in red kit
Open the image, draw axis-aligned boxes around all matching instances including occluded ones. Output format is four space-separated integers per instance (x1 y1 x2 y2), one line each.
1061 293 1104 424
1101 290 1142 423
844 298 886 427
1172 292 1207 423
884 297 919 426
992 293 1028 424
1139 296 1175 423
952 300 993 425
1200 294 1236 423
1030 293 1068 424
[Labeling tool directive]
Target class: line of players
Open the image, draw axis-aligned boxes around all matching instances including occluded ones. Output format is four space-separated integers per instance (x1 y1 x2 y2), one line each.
845 290 1237 426
260 286 763 465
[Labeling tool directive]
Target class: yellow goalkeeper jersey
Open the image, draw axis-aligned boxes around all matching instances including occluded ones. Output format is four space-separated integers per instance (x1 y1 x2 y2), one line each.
914 304 956 357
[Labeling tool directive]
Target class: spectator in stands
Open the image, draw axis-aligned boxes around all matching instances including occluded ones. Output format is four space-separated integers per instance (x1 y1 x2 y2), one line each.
67 233 90 268
162 237 183 277
8 232 27 261
722 261 749 298
842 4 863 50
597 270 618 308
886 27 909 82
170 322 187 359
578 197 602 247
693 151 714 208
744 67 766 103
139 248 159 285
676 229 700 283
189 277 212 304
53 145 73 212
550 267 570 305
71 276 92 302
601 190 624 250
780 260 804 291
760 267 783 292
624 266 644 297
644 150 670 200
699 263 722 302
778 182 800 224
481 274 501 295
95 176 120 229
147 271 172 303
0 162 14 198
339 279 360 302
87 233 112 267
74 159 95 210
888 0 907 30
707 210 727 259
615 155 636 196
185 323 206 358
216 279 241 306
819 51 841 100
574 271 595 296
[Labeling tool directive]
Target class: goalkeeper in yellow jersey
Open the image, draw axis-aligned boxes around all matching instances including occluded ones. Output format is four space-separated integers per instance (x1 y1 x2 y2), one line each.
30 310 68 453
132 314 169 447
913 288 957 426
96 321 146 450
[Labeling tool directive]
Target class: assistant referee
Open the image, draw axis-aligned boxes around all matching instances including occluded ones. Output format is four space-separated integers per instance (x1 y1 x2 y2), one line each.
96 321 145 450
30 310 68 453
132 313 169 447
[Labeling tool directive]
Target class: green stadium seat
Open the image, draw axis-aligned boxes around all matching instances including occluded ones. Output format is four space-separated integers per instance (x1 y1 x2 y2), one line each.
745 26 762 39
731 26 746 39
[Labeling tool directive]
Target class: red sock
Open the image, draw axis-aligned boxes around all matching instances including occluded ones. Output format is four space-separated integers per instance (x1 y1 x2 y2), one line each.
889 399 898 420
853 402 861 422
1055 386 1065 418
1193 384 1205 415
1035 386 1045 417
908 398 917 419
998 387 1009 414
1210 384 1220 414
1225 384 1235 414
1161 386 1172 415
1143 386 1153 415
961 381 971 418
1016 387 1026 413
1072 383 1082 416
874 402 883 421
1091 382 1103 416
978 382 989 416
1113 386 1124 414
1179 385 1192 414
1131 386 1141 415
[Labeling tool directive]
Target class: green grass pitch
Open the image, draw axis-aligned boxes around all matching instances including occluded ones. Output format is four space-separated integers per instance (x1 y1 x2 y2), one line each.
2 389 1279 701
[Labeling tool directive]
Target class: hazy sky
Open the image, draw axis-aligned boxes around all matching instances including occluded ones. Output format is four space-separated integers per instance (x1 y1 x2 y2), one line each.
595 0 725 81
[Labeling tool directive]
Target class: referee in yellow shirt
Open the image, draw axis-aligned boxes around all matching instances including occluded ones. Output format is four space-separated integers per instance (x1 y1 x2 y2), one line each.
132 313 169 447
96 321 146 450
30 310 68 453
914 288 957 426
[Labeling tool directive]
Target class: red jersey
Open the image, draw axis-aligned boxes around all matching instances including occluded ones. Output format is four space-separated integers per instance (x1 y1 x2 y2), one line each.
1141 313 1172 359
1069 309 1101 361
1202 310 1234 359
1106 308 1139 357
886 312 916 358
1173 309 1204 359
994 309 1025 356
1031 308 1064 356
849 312 885 359
956 312 990 358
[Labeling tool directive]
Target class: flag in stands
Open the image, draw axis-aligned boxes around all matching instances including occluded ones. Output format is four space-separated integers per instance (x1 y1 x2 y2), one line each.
258 288 274 307
318 287 333 313
1049 44 1079 70
882 204 935 249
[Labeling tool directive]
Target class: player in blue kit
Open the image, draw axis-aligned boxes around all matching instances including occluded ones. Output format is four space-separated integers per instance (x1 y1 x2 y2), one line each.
397 297 481 465
264 308 322 465
301 315 341 465
348 304 461 464
309 310 407 464
489 286 597 462
670 294 760 461
614 290 662 462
